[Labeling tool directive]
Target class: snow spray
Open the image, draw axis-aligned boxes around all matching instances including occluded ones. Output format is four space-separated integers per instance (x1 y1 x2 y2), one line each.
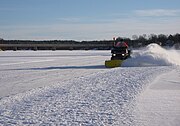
122 43 180 67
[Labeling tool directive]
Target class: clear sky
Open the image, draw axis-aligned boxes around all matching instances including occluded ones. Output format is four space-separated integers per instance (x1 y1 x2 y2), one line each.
0 0 180 40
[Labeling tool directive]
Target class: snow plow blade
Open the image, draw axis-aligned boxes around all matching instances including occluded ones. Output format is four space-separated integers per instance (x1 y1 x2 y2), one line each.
105 60 123 68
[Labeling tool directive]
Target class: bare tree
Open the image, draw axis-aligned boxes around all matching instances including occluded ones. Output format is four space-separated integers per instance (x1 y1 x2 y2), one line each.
132 35 138 40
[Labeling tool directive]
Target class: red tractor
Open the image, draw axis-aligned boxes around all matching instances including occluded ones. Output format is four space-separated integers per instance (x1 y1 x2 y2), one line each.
105 38 131 68
111 39 131 60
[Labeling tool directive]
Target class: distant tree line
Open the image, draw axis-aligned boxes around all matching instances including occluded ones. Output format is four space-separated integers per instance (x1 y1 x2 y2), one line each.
0 33 180 50
0 39 115 45
130 33 180 48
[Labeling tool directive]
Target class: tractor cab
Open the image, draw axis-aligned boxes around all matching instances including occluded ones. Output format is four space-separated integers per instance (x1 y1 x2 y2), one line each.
105 38 131 68
111 39 131 60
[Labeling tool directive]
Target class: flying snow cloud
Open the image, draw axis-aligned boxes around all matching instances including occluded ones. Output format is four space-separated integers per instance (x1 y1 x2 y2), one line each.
122 43 180 67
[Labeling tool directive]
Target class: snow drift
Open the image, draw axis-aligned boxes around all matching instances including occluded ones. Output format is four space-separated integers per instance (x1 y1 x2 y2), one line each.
122 43 180 67
0 66 170 125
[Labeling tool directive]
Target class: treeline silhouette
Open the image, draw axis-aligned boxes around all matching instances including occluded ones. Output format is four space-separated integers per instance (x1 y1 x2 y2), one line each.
0 33 180 50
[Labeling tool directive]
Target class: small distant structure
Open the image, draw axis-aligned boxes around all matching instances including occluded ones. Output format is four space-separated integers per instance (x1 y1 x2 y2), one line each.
173 43 180 49
165 40 174 47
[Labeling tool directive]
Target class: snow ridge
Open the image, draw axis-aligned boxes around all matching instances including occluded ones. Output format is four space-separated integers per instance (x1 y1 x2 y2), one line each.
0 66 170 125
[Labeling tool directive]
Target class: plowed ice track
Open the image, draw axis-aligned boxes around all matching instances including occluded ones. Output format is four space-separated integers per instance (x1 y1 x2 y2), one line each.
0 45 180 125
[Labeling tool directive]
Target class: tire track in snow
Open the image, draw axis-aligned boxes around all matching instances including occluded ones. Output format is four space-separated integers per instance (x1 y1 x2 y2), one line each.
0 59 56 66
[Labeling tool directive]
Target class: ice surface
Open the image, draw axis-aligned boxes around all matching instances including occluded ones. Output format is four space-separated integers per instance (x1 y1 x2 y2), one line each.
133 68 180 126
0 51 109 98
0 47 179 125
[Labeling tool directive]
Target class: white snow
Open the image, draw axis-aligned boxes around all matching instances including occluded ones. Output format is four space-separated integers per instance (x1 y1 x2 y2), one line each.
0 50 109 98
133 68 180 126
122 43 180 67
0 44 179 125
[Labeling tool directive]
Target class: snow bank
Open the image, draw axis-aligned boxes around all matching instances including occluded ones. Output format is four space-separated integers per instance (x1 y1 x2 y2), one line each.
0 66 170 125
122 43 180 67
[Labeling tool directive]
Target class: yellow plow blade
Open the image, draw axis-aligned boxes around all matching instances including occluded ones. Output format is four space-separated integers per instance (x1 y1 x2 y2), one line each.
105 60 123 68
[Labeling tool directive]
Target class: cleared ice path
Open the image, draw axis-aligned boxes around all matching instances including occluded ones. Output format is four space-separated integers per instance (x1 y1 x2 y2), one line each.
134 67 180 126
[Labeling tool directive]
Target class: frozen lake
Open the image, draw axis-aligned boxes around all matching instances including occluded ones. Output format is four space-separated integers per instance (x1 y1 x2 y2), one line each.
0 45 180 125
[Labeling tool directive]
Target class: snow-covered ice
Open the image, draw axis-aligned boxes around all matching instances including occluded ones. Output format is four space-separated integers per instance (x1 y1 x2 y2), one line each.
0 51 109 98
133 68 180 126
0 44 179 125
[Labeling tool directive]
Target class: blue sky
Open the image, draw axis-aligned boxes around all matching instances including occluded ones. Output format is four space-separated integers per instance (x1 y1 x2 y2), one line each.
0 0 180 40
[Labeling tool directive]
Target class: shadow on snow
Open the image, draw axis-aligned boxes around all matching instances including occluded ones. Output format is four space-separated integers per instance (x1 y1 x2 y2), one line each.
2 65 107 71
